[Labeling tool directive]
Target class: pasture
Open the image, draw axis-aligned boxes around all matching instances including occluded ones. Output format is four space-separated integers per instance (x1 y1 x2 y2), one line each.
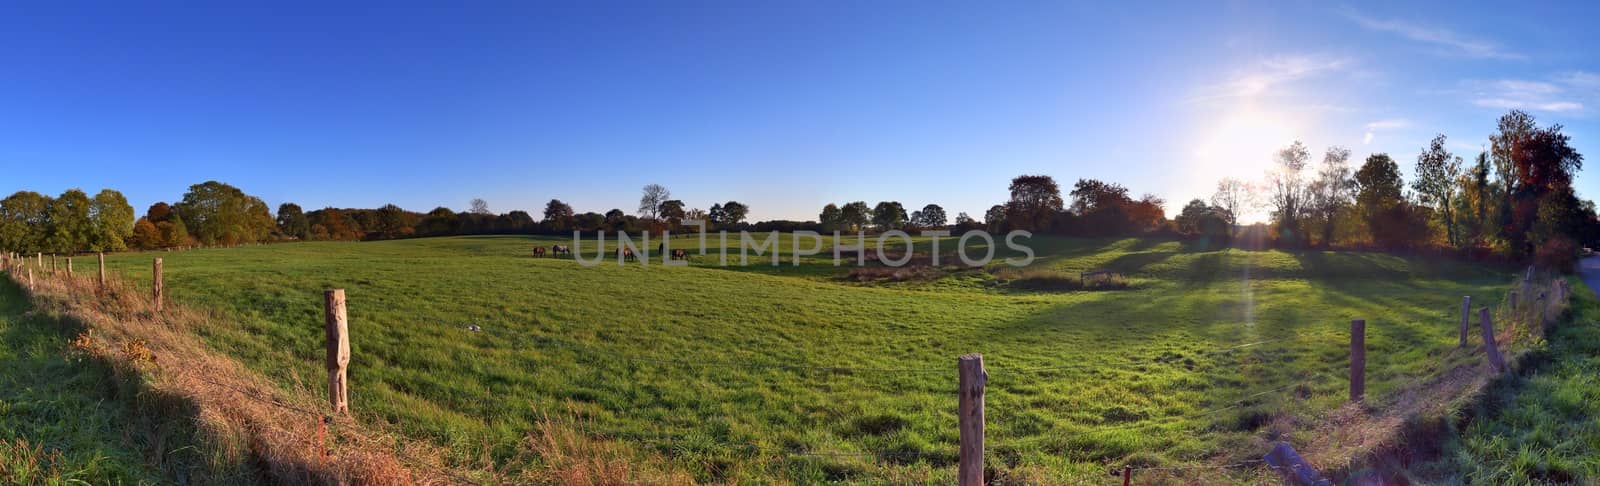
82 234 1512 482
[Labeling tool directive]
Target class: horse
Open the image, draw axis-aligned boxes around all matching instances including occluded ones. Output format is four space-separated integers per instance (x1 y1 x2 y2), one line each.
532 246 547 258
671 249 687 260
551 245 571 257
618 247 635 261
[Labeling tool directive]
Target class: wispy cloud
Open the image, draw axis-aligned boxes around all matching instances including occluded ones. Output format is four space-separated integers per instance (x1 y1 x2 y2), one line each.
1463 78 1585 113
1344 11 1524 60
1196 54 1349 101
1362 118 1410 144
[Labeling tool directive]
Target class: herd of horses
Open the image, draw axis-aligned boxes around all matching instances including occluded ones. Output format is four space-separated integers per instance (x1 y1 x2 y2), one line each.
530 243 686 261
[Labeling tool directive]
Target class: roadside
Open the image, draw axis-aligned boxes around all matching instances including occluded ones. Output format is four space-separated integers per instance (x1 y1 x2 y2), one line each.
1421 257 1600 483
0 277 185 483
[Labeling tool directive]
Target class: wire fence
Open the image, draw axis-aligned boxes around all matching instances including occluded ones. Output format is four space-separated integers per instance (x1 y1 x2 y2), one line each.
1 254 1569 484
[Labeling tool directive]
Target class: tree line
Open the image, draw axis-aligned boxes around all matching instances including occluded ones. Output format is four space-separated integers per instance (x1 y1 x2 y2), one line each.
0 181 764 252
2 110 1592 267
985 110 1597 268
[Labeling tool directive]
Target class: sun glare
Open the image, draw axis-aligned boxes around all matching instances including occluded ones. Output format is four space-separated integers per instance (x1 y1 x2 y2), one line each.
1192 108 1300 180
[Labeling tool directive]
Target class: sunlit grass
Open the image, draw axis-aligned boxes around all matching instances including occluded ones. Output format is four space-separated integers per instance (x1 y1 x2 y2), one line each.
83 235 1512 482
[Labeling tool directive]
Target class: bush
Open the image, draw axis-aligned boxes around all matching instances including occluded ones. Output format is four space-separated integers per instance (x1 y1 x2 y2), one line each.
990 267 1129 291
1535 236 1579 273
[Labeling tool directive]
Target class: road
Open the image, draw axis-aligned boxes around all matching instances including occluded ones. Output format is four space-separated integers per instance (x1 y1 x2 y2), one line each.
1581 256 1600 297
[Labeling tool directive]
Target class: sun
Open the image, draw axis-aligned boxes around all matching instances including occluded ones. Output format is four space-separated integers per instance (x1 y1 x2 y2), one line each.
1192 107 1301 180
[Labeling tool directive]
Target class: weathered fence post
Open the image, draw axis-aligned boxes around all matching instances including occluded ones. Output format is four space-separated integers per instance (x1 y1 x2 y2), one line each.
1459 296 1471 347
152 258 163 313
957 353 987 486
1540 292 1549 326
1350 319 1365 402
50 254 56 273
98 252 106 287
26 268 33 289
1479 308 1506 372
1509 291 1518 309
325 289 350 415
36 252 41 267
66 256 72 275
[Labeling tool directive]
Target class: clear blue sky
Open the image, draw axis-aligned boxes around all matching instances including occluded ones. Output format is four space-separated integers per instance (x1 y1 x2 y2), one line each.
3 1 1599 223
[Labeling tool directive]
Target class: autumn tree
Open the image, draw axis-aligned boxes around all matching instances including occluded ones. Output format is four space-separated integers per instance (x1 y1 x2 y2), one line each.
1265 141 1312 247
1307 147 1354 247
276 203 310 240
0 191 52 253
1354 153 1408 247
872 201 907 230
1005 175 1064 232
174 181 275 245
720 201 749 226
89 189 135 251
841 201 871 231
1412 134 1463 247
46 189 92 253
913 204 947 227
818 203 842 231
543 199 574 230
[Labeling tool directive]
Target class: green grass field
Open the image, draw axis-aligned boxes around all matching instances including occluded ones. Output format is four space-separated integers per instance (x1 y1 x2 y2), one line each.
1441 275 1600 483
0 278 169 484
76 234 1513 482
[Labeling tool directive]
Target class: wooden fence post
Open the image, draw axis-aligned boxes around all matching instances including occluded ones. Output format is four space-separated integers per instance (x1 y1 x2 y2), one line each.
1540 292 1549 326
98 252 106 287
152 258 163 313
1459 296 1471 347
50 254 56 273
325 289 350 415
1479 308 1506 372
957 353 987 486
1349 319 1365 402
1509 291 1518 309
66 256 72 275
26 268 32 289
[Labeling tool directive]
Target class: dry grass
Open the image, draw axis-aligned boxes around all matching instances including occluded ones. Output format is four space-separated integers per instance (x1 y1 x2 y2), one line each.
8 266 702 485
521 412 699 485
13 270 454 484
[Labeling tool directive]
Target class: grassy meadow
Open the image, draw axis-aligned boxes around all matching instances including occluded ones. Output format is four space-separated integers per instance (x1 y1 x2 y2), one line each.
68 234 1517 482
0 277 204 484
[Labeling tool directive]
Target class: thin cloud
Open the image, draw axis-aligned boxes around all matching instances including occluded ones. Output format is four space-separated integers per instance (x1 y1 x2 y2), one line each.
1463 78 1585 113
1362 118 1410 144
1196 54 1349 101
1345 12 1524 60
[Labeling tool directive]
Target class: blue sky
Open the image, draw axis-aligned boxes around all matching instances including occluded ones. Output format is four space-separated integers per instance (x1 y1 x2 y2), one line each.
3 1 1599 223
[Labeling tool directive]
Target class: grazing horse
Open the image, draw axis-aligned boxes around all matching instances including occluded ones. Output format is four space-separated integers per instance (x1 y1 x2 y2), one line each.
551 245 571 257
532 246 547 258
618 247 635 261
671 249 687 260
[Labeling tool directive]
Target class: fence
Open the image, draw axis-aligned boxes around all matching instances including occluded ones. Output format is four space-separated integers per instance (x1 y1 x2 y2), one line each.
0 250 1574 484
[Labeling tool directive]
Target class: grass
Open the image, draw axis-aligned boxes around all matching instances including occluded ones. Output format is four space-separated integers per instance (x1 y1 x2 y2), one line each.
68 234 1517 483
0 276 170 484
1436 275 1600 484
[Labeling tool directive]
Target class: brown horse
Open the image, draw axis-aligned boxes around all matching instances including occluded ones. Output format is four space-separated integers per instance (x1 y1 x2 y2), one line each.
671 249 687 260
618 247 635 261
532 246 547 258
551 245 571 257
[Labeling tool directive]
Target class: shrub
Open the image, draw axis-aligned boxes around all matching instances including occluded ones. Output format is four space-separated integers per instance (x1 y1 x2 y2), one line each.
1535 236 1578 273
